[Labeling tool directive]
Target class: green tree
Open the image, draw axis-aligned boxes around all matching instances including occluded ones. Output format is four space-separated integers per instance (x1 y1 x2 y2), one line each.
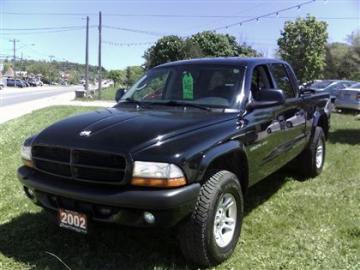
125 66 144 87
68 70 80 85
277 15 328 83
324 42 352 79
324 30 360 80
344 30 360 80
144 32 261 69
2 62 12 74
144 36 186 69
108 69 126 86
237 42 260 57
188 31 239 57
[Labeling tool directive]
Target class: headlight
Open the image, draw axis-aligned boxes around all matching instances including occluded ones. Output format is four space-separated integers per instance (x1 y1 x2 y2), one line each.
131 161 186 188
21 145 33 167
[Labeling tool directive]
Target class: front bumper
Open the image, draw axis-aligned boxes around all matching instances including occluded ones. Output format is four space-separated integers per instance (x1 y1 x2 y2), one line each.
18 166 200 227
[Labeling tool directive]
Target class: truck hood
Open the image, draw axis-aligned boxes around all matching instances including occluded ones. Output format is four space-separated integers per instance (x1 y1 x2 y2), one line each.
33 106 236 154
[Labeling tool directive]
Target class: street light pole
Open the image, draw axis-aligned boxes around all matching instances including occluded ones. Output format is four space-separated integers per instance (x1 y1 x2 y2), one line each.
85 16 89 95
9 39 19 81
98 11 102 99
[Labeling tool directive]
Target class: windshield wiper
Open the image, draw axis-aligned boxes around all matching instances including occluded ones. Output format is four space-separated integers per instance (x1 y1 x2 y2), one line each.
119 97 148 108
149 100 211 111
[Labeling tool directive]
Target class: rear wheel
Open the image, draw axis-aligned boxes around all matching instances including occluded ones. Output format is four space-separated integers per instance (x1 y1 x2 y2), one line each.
297 126 326 178
178 170 243 267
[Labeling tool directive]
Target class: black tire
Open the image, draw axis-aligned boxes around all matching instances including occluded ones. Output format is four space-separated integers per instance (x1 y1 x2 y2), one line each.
178 170 244 267
297 126 326 178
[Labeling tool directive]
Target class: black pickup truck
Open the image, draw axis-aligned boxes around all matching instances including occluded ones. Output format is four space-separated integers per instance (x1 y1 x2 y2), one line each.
18 58 331 266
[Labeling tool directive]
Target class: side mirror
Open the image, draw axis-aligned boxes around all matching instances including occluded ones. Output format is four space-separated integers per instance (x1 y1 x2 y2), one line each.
246 89 285 111
115 88 126 102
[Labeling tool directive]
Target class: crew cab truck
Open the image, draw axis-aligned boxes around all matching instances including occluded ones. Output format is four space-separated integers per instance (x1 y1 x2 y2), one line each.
18 58 331 267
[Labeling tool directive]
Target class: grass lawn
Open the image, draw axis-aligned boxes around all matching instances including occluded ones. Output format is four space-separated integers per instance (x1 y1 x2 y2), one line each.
76 86 118 101
97 85 118 101
0 107 359 270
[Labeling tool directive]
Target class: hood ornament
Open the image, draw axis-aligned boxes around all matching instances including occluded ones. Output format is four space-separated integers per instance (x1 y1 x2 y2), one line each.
79 130 92 137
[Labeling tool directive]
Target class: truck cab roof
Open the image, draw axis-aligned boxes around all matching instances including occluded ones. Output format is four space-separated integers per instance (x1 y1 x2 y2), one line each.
156 57 288 69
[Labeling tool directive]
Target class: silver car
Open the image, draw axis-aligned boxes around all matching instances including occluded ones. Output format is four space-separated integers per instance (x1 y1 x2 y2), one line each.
335 83 360 111
310 80 355 101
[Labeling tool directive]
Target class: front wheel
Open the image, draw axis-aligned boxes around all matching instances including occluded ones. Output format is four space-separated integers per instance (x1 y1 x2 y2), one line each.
178 170 244 267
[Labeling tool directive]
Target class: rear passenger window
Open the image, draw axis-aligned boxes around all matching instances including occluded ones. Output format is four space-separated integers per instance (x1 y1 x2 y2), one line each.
270 64 295 98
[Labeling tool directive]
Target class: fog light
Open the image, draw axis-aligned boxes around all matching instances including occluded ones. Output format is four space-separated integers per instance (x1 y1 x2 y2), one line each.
143 211 155 224
98 207 112 216
24 187 37 202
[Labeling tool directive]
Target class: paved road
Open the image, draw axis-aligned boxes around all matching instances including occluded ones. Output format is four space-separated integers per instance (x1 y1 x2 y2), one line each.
0 85 115 124
0 85 82 107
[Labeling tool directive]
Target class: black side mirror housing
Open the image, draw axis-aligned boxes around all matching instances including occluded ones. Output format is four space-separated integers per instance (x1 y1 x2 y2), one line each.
246 89 285 111
115 88 126 102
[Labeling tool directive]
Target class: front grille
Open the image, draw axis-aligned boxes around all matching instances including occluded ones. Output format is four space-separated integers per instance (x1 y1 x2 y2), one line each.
32 145 127 184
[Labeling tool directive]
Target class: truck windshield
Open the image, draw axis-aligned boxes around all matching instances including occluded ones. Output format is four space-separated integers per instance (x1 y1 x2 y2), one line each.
121 65 245 109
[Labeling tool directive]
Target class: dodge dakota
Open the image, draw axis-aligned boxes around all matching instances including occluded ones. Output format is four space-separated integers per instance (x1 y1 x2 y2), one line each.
18 58 331 266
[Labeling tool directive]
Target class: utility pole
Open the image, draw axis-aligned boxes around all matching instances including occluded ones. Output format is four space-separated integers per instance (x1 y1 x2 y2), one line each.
85 16 89 94
9 39 19 81
98 11 102 99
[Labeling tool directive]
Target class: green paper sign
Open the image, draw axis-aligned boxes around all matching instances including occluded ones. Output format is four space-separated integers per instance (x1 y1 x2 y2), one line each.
182 72 194 100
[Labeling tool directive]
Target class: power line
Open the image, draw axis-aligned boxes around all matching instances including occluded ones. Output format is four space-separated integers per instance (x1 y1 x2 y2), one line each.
3 12 93 16
209 0 318 31
3 13 356 19
0 27 94 36
267 16 359 20
102 40 155 47
1 26 87 31
103 25 168 37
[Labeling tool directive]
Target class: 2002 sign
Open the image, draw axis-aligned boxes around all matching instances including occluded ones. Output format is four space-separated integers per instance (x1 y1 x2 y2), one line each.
59 208 87 233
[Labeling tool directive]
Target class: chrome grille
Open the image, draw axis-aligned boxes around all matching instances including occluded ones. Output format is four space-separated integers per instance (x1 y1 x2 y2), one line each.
32 145 126 184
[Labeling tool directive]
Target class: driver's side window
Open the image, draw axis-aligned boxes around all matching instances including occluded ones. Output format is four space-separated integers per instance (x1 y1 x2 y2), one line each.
251 65 272 101
133 71 170 100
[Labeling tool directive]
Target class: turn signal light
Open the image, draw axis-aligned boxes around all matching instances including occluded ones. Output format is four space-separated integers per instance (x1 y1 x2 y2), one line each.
22 159 33 168
131 177 186 188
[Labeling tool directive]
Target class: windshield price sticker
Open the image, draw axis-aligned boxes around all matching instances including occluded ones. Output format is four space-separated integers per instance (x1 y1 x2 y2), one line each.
182 72 194 100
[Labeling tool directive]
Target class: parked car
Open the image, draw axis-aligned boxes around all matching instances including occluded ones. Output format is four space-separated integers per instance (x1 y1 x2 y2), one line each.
18 58 331 267
335 82 360 111
6 78 26 88
41 78 51 85
35 79 44 86
309 80 355 102
26 78 43 87
0 80 4 90
25 79 37 87
22 80 30 87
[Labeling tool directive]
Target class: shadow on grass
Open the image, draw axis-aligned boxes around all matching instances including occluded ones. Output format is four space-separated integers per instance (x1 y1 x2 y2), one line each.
244 169 301 215
328 129 360 145
0 171 296 270
0 213 185 270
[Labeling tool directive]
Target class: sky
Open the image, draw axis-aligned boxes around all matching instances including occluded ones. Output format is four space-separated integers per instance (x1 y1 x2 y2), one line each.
0 0 359 70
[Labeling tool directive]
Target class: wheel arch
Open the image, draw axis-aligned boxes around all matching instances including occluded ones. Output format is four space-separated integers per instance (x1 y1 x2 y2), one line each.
196 141 249 194
313 111 329 140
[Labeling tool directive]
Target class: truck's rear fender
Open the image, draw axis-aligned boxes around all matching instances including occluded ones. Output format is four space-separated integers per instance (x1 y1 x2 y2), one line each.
311 105 330 140
195 140 249 193
303 92 330 141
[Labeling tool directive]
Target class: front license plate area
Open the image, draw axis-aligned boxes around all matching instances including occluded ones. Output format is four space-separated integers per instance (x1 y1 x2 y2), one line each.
59 209 87 234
